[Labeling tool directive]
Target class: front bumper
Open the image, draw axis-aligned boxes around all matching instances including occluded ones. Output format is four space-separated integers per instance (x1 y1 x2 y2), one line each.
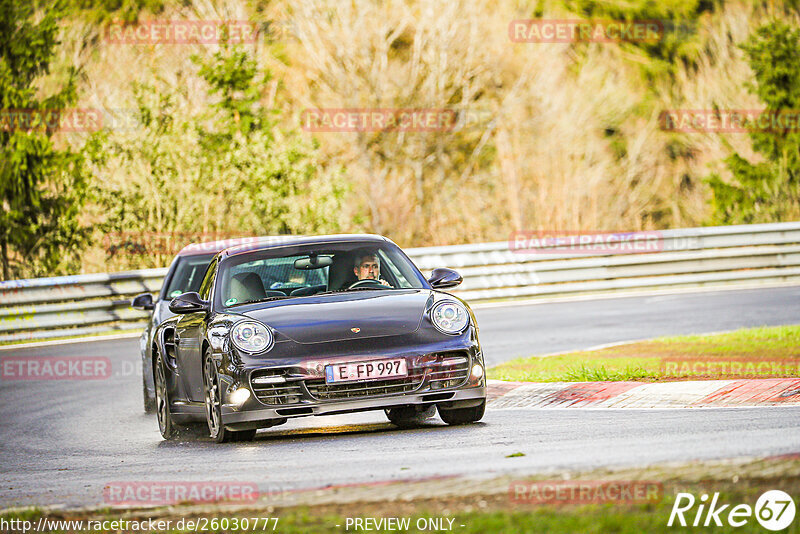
215 329 486 430
222 384 486 429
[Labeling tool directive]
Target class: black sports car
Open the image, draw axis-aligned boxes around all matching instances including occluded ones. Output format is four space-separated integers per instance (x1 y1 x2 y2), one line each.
152 234 487 442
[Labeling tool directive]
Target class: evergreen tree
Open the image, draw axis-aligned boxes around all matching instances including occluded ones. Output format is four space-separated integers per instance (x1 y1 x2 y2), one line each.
708 21 800 224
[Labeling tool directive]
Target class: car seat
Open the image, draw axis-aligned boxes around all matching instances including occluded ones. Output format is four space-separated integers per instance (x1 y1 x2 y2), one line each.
229 272 275 303
327 252 358 291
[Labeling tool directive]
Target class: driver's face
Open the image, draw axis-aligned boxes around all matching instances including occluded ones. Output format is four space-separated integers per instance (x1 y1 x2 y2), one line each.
354 256 380 280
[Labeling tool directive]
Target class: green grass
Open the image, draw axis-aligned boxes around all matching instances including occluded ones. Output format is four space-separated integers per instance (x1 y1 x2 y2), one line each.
4 491 797 534
0 508 658 534
489 325 800 383
6 457 800 533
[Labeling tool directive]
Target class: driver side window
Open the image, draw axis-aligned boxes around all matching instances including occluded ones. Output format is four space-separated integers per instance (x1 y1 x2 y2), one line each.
198 259 217 300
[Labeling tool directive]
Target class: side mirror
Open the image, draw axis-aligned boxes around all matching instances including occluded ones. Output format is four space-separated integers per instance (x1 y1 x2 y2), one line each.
428 268 463 289
131 293 155 311
169 292 209 314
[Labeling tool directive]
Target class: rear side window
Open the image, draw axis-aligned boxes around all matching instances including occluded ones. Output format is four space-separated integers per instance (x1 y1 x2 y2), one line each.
162 254 216 299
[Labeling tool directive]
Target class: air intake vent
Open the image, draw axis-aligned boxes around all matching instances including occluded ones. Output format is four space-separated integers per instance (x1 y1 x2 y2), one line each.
250 368 303 405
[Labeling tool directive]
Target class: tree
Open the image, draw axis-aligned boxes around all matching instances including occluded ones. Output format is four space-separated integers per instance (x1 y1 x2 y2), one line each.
0 0 92 279
92 45 344 271
194 47 343 237
707 21 800 224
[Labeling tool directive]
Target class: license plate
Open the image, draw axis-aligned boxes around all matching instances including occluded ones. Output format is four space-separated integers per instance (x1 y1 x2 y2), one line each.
325 359 408 384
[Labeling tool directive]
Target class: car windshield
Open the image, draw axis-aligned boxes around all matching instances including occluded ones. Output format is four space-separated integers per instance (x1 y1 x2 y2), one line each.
162 254 216 300
216 241 426 308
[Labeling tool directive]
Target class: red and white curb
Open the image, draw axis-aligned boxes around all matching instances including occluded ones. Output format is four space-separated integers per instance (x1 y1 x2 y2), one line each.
487 378 800 409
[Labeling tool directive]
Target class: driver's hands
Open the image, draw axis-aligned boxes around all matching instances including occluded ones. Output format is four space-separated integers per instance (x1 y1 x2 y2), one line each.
379 279 391 287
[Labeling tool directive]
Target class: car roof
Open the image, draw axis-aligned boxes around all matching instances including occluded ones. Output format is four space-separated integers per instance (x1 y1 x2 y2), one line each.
176 236 287 257
219 234 391 259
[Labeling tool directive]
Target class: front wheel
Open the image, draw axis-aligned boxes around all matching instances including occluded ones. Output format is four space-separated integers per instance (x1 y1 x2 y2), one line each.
143 367 156 414
386 405 436 428
203 351 256 443
154 351 179 439
438 400 486 425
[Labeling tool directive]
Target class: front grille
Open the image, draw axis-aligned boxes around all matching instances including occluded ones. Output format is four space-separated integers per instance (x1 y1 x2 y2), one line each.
306 374 425 400
250 369 303 405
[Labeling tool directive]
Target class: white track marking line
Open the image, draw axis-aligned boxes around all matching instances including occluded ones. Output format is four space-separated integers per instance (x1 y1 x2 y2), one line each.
470 281 800 309
487 379 800 410
0 331 140 351
596 380 736 409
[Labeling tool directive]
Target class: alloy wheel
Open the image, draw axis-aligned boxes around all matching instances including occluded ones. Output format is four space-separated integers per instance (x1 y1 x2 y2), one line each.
204 357 221 438
155 354 169 435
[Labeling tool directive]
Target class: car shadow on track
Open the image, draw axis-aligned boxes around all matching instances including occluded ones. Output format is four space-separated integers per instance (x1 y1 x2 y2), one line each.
154 420 487 448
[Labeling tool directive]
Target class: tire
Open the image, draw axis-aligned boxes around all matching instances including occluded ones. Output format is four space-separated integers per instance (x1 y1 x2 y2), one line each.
154 351 180 440
203 350 256 443
386 405 436 428
438 400 486 425
143 368 156 414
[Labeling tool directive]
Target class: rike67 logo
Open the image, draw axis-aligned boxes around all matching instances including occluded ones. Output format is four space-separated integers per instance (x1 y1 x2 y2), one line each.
668 490 796 531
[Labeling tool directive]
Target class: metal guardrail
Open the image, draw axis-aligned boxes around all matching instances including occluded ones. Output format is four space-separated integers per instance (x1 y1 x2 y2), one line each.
2 222 799 343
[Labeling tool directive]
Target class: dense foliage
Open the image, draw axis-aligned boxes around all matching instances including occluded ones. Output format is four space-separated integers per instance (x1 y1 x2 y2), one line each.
3 0 800 278
0 0 92 279
89 46 344 270
708 21 800 224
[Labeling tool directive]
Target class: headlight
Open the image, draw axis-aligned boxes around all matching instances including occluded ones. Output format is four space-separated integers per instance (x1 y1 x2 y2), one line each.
431 301 469 334
230 320 273 353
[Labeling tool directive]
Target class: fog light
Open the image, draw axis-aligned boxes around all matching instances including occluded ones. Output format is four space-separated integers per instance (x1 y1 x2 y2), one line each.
229 387 251 405
471 364 484 379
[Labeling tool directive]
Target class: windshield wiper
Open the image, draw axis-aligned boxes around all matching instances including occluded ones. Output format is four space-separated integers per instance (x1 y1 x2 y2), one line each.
323 287 391 293
234 295 293 305
310 287 392 297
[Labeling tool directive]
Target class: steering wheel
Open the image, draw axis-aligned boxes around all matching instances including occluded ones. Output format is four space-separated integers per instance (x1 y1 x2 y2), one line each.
348 279 388 289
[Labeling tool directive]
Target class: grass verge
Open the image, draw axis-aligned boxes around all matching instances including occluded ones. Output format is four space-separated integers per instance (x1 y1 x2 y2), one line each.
3 456 799 533
488 325 800 382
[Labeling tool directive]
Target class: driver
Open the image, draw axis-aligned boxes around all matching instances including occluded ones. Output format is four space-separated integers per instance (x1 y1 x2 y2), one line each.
353 253 391 286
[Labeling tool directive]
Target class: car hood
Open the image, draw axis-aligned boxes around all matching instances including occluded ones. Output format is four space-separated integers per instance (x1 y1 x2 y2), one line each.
240 289 432 344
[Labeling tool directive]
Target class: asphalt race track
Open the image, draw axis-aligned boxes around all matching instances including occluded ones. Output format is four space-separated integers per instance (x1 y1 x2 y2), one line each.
2 286 799 509
476 285 800 365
